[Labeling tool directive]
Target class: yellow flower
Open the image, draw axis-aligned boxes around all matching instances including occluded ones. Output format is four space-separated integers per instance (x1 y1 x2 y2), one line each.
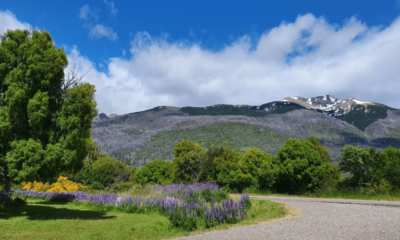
22 176 86 193
22 182 32 190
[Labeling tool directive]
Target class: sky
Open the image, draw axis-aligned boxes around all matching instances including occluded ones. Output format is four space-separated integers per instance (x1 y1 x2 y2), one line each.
1 0 400 114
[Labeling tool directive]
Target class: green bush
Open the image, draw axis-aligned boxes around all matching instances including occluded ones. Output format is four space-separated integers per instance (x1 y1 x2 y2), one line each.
172 140 205 184
92 156 130 188
111 181 135 193
338 145 383 188
212 148 242 192
136 160 173 186
381 146 400 189
277 138 333 194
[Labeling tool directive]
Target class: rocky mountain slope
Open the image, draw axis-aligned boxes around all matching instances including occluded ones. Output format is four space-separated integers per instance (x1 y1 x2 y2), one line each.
91 95 400 168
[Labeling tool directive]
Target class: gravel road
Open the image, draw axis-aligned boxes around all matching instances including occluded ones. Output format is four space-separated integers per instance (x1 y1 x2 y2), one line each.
181 196 400 240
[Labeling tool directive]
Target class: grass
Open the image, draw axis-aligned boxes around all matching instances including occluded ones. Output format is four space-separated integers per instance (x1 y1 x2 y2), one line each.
0 198 287 240
316 190 400 201
245 189 400 202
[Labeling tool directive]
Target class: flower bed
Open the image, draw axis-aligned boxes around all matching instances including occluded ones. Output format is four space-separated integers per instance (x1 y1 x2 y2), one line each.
14 182 251 231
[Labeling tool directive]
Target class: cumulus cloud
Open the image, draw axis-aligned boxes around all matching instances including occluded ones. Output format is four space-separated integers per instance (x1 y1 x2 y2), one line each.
104 0 118 18
0 10 30 34
2 10 400 114
88 24 118 40
69 13 400 114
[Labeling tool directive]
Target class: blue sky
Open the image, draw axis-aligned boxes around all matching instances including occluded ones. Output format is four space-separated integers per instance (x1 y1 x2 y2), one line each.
1 1 400 114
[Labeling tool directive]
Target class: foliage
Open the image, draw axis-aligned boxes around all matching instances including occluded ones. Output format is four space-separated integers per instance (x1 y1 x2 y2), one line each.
257 152 280 191
128 166 137 183
380 146 400 189
91 156 130 188
338 145 383 188
22 176 86 192
212 148 242 191
277 138 334 194
136 160 173 186
0 30 97 193
237 148 278 191
172 140 206 184
308 136 331 164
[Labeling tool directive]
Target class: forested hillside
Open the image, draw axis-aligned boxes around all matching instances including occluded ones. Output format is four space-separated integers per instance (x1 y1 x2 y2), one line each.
92 106 400 168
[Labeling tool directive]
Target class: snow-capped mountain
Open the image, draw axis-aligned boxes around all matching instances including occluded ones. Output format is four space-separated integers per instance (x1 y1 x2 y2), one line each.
280 95 386 117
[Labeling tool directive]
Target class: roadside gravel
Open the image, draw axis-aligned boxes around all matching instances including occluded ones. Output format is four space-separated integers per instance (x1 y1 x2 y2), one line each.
181 197 400 240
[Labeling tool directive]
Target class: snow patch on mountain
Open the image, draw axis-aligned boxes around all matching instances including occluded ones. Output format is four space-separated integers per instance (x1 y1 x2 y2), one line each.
281 95 383 116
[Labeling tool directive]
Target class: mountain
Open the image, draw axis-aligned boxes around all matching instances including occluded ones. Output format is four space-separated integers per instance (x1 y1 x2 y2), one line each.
91 95 400 168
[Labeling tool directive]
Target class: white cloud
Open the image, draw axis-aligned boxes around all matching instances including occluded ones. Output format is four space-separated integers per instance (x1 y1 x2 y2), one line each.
79 5 99 21
2 10 400 115
70 13 400 114
79 5 90 19
0 10 30 35
104 0 118 18
89 24 118 41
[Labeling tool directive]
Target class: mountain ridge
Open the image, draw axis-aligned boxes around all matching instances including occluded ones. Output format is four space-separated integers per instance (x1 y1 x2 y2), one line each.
92 95 400 167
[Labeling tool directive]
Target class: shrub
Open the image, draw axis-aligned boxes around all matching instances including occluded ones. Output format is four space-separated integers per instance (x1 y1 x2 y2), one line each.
22 176 86 192
277 139 334 194
136 160 173 186
212 148 242 191
338 145 382 188
172 140 206 184
381 146 400 189
92 156 130 188
111 181 135 193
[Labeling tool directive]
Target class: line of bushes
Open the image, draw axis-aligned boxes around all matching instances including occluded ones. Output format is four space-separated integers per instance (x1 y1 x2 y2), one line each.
19 135 398 196
133 136 400 196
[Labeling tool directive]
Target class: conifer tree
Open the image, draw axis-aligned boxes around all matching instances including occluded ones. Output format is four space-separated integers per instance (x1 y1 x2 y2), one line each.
0 29 97 194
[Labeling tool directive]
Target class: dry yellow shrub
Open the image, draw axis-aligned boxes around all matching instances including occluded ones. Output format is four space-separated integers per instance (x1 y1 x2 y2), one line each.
21 176 86 193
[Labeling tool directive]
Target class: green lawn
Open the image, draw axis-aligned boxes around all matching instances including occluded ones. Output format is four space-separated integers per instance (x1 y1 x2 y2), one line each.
246 190 400 202
0 199 286 240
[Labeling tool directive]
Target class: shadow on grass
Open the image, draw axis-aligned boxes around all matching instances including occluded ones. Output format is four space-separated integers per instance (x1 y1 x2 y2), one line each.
0 201 116 221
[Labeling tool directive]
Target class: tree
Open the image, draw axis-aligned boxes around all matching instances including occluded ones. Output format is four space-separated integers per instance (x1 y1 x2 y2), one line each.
277 138 333 194
236 148 269 190
381 146 400 189
212 148 242 191
257 151 280 191
338 145 382 188
308 136 338 191
91 156 130 188
308 136 331 164
135 160 173 186
172 140 205 184
0 30 97 193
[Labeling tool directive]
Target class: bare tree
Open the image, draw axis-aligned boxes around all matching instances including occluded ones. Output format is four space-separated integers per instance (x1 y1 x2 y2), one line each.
62 64 88 93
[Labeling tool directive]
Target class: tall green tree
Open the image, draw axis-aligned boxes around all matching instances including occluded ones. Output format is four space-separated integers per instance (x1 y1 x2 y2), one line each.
308 136 331 164
277 138 333 194
172 140 206 184
338 145 383 188
212 148 242 191
381 146 400 189
0 30 97 193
